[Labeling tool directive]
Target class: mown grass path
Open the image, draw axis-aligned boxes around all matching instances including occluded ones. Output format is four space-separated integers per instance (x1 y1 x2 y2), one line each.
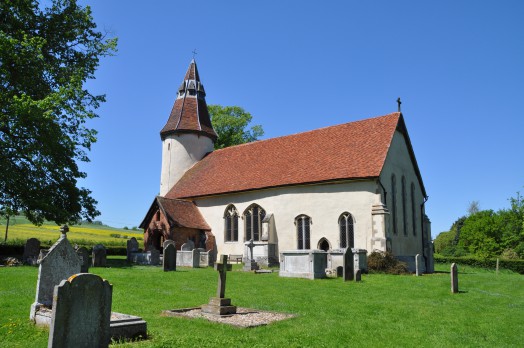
0 262 522 347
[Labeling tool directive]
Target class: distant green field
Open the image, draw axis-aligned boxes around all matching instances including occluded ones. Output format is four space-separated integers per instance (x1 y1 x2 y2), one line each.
0 216 143 248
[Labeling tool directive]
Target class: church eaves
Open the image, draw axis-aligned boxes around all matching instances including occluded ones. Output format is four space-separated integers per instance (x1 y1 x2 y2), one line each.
165 112 424 199
160 59 218 141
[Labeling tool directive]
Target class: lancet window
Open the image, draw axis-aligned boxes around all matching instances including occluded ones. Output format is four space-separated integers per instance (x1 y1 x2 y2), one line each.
339 212 355 249
411 183 417 236
224 205 239 242
296 215 311 250
244 204 266 241
391 174 398 235
402 176 408 236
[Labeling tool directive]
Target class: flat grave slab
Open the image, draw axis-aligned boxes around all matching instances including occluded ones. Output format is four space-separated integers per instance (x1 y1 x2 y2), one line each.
162 307 295 328
34 308 147 340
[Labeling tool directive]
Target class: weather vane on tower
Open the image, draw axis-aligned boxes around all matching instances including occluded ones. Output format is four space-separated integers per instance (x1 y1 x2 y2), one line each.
192 49 197 60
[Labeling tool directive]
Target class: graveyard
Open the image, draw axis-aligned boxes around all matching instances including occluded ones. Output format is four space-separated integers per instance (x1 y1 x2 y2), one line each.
0 253 522 347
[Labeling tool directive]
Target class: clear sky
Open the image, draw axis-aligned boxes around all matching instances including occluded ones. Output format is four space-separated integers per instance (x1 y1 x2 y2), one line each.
78 0 523 238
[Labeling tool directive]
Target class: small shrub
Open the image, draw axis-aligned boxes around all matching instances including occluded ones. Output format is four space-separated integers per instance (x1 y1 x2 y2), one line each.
367 251 409 274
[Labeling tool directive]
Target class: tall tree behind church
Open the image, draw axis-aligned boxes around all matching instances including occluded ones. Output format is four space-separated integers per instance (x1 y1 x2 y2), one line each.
208 105 264 149
0 0 117 225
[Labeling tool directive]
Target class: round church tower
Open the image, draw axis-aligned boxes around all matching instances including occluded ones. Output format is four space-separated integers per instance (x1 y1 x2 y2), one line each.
159 59 217 196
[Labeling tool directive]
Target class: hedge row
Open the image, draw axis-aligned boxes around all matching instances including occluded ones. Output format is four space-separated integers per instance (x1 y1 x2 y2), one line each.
434 255 524 274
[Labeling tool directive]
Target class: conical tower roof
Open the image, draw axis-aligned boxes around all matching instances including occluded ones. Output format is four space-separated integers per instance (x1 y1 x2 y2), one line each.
160 59 217 141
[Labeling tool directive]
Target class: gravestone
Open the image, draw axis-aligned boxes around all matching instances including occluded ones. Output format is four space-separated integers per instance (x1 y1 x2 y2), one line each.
149 249 160 265
92 244 107 267
343 247 354 281
415 254 420 276
163 239 175 249
48 273 112 348
355 269 362 282
163 243 177 271
451 263 459 293
30 227 81 321
243 239 259 271
23 238 41 265
201 255 237 315
181 239 195 251
126 237 139 262
76 247 90 273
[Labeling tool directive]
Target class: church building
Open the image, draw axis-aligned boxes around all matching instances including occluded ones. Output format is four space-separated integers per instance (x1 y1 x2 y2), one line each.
139 59 434 273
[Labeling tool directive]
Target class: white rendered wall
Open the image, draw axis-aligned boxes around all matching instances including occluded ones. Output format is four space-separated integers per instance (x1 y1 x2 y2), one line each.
160 134 214 196
379 130 427 257
195 180 380 258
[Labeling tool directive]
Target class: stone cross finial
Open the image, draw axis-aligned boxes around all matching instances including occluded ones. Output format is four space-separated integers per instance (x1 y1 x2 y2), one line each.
247 239 255 261
214 255 232 298
60 224 69 239
397 97 402 112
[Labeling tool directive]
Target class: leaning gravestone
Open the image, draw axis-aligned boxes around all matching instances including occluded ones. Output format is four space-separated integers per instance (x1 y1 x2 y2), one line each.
48 273 112 348
343 247 354 281
126 237 139 262
76 247 90 273
92 244 107 267
163 243 177 271
23 238 41 265
30 226 81 321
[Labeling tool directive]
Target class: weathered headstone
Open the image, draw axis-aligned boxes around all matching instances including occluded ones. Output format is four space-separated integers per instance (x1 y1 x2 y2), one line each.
181 239 195 251
76 247 90 273
149 249 160 265
126 237 139 262
30 229 81 321
163 243 177 271
23 238 41 265
415 254 420 276
163 239 175 249
355 269 362 282
451 263 459 293
48 273 112 348
92 244 107 267
243 239 259 271
201 255 236 315
343 247 354 281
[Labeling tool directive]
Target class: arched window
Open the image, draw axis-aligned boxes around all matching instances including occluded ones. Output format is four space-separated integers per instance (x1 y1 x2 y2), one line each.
224 205 238 242
244 204 266 241
402 176 407 236
391 174 398 235
295 215 311 250
411 183 417 236
318 238 330 251
339 213 354 249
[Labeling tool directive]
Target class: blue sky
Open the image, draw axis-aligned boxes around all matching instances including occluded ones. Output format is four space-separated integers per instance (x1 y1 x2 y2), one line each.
78 1 523 238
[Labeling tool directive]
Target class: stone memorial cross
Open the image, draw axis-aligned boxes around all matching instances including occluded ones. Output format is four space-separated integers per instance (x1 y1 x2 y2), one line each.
247 239 255 261
215 255 232 298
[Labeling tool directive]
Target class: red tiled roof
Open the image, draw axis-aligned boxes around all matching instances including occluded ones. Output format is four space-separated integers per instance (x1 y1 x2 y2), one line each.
139 197 211 230
166 112 403 199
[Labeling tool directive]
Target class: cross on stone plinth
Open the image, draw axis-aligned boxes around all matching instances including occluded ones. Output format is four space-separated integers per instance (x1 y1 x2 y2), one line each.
247 239 255 261
215 255 232 298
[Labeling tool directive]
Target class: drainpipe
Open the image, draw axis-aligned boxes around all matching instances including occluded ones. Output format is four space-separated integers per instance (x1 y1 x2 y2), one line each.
420 196 429 270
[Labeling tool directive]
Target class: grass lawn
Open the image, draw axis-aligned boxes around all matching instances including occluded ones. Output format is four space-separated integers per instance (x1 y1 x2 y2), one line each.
0 261 522 347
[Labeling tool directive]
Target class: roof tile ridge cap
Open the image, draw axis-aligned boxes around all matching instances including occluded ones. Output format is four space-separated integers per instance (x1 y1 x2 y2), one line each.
211 112 400 153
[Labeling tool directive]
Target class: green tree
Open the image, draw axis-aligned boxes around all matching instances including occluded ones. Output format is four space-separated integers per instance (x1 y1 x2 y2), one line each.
0 0 116 226
208 105 264 149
